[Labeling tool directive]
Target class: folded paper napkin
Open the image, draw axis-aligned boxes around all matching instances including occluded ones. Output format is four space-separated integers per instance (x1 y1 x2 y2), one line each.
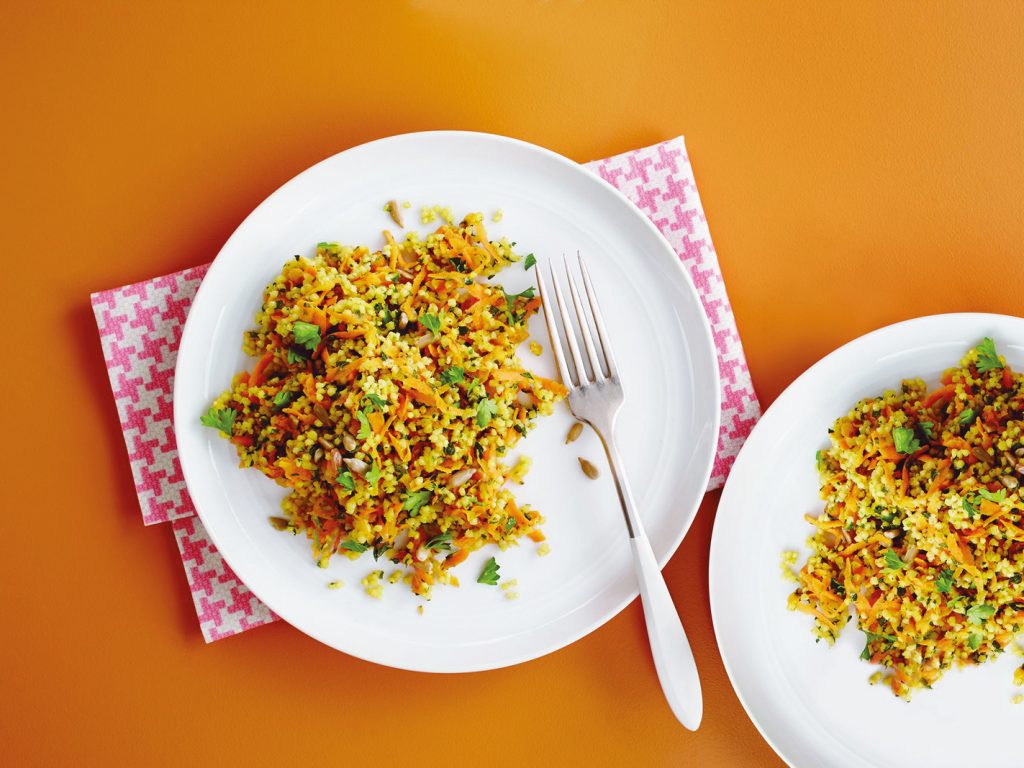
91 137 760 642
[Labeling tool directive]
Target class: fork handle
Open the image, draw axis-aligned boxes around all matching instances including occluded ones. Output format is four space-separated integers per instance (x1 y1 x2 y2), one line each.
603 435 704 730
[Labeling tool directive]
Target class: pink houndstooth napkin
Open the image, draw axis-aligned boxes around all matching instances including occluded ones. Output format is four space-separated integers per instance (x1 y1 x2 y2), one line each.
91 137 760 642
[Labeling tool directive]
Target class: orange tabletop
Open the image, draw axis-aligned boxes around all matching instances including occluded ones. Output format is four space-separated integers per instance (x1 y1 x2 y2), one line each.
5 3 1024 766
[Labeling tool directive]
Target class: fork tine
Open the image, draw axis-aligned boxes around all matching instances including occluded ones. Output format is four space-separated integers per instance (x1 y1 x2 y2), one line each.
547 260 588 385
534 264 575 388
576 251 618 378
564 255 606 381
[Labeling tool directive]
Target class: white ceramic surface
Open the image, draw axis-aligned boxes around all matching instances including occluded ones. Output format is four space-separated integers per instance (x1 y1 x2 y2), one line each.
710 313 1024 768
174 131 720 672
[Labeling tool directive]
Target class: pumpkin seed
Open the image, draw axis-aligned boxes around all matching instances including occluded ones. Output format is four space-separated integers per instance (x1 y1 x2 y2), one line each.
342 433 358 452
578 457 599 480
268 516 290 531
565 422 584 444
1000 474 1019 489
343 458 369 475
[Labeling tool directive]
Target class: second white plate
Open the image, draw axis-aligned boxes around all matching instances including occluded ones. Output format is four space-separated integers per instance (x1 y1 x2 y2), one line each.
710 313 1024 768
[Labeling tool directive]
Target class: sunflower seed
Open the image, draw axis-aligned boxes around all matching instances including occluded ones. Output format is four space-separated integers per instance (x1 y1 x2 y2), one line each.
398 312 409 330
342 433 358 452
343 458 369 475
565 422 583 444
386 199 404 228
312 404 331 423
448 468 475 488
578 457 599 480
313 447 324 462
415 334 433 349
1000 475 1019 489
972 447 991 464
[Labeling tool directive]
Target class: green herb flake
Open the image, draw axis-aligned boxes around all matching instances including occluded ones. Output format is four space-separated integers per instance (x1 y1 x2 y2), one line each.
892 427 921 455
975 337 1003 373
440 366 464 385
286 347 307 365
200 407 236 437
966 603 996 625
919 421 934 439
979 487 1007 503
523 253 537 270
505 516 516 532
365 393 387 410
292 320 321 351
272 390 294 409
356 410 372 439
401 489 431 516
967 632 983 650
372 542 390 561
883 549 906 571
959 408 975 426
963 496 980 519
477 556 500 585
936 568 954 593
859 629 898 661
365 461 382 488
476 398 498 428
503 286 536 305
420 313 441 337
338 540 368 553
425 531 454 552
336 470 355 492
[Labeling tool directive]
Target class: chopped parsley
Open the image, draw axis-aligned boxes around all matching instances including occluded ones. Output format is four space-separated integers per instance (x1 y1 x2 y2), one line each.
200 407 236 436
963 496 980 519
503 286 536 305
365 393 387 410
892 426 921 455
883 549 906 571
286 347 307 365
860 629 897 660
439 366 464 385
338 540 368 553
356 410 372 439
401 489 431 516
936 568 953 593
365 461 382 487
505 516 516 532
372 542 390 561
476 397 498 428
919 421 934 439
958 408 975 426
272 390 295 409
523 253 537 270
477 556 500 585
966 603 996 625
336 470 355 492
979 487 1006 503
292 320 321 351
420 313 441 337
425 531 454 552
975 337 1003 373
967 632 983 650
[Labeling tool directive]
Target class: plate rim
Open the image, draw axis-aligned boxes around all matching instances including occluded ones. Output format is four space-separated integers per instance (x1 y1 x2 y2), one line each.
708 311 1024 767
173 130 721 671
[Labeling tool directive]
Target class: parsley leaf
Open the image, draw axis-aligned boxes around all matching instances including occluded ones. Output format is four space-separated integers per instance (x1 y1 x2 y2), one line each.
401 489 431 516
936 568 954 593
372 542 390 561
883 549 907 571
286 347 307 365
859 629 898 660
365 394 387 410
966 603 996 625
420 313 441 337
200 407 236 436
919 421 934 439
892 427 921 455
505 516 516 532
959 408 975 426
967 632 983 650
476 398 498 428
336 470 355 492
292 321 321 351
440 366 464 385
272 390 295 409
338 540 368 553
523 253 537 270
503 286 536 305
425 531 454 552
979 487 1007 503
365 461 381 487
963 496 980 519
356 410 372 439
477 556 500 585
975 337 1003 373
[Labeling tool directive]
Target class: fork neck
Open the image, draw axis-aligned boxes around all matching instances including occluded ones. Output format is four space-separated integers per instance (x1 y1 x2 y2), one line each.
587 415 645 541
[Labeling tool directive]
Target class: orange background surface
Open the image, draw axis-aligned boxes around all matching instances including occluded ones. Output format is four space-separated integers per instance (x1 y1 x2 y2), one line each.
4 2 1024 766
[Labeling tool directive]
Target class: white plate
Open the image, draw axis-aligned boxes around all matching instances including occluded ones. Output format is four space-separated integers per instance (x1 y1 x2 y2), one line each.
174 131 720 672
710 313 1024 768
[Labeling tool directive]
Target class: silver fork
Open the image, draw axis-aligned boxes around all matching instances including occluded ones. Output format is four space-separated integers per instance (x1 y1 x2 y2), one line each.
535 254 703 730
